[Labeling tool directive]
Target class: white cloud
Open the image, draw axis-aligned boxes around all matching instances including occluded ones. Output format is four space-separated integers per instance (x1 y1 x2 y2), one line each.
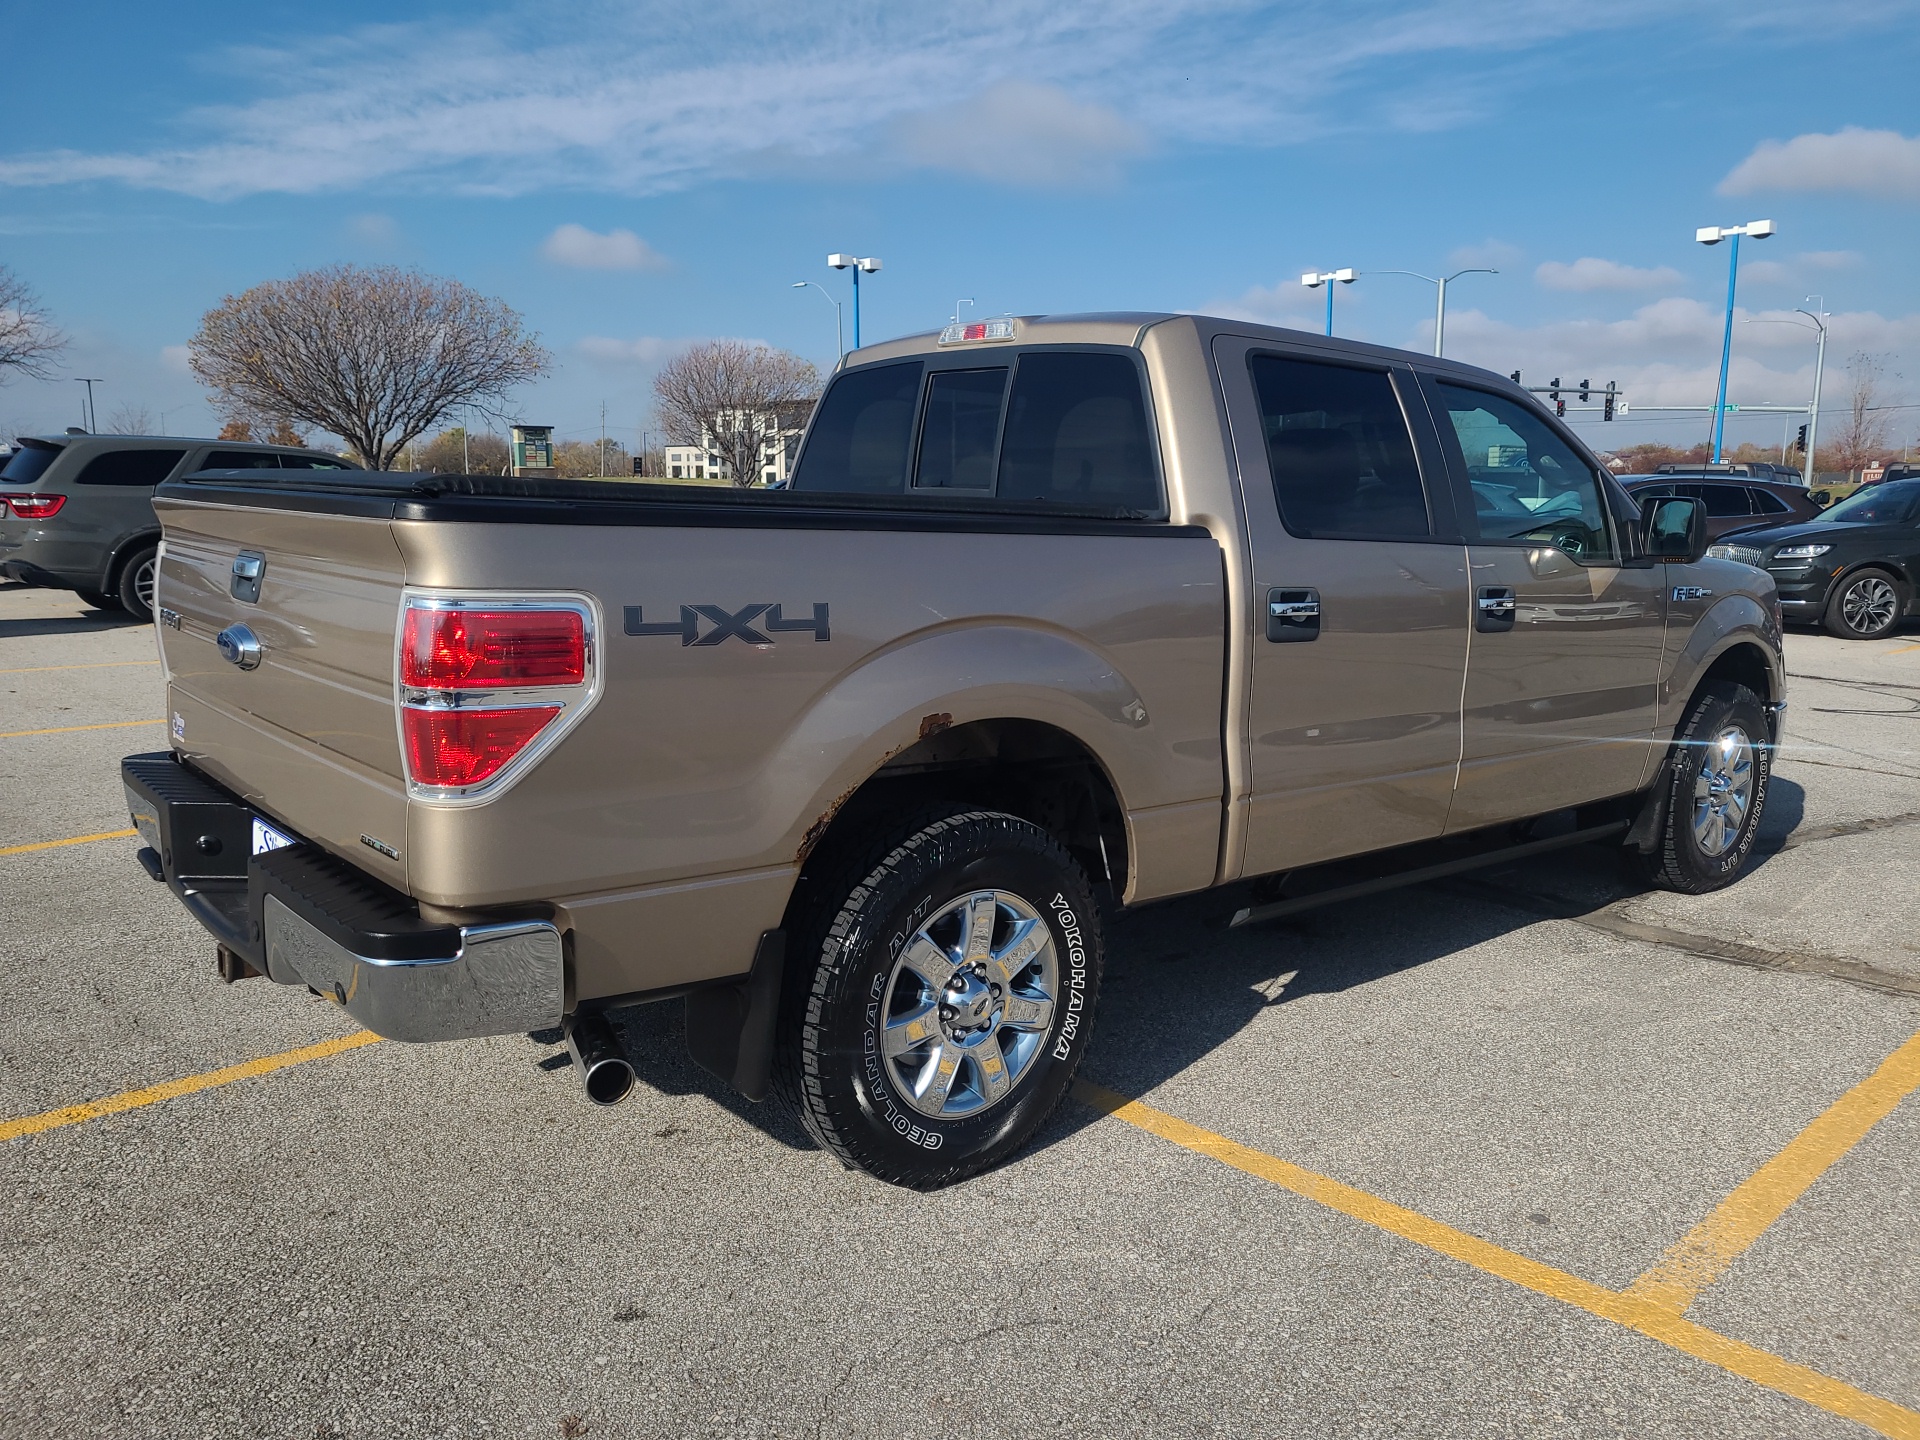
1719 127 1920 202
1535 257 1684 293
1448 239 1524 271
891 81 1143 187
0 2 1801 199
345 212 398 244
160 344 192 374
541 224 668 271
1798 249 1861 270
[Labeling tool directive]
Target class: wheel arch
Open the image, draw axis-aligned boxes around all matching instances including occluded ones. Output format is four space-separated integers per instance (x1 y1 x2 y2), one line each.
101 527 161 592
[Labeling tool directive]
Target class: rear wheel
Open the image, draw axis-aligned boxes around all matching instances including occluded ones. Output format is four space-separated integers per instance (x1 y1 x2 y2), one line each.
1632 681 1771 893
115 545 158 621
1823 567 1903 640
777 808 1102 1189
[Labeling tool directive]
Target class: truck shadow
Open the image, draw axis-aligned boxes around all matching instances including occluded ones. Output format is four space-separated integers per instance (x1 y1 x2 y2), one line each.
560 776 1810 1167
1024 774 1811 1164
0 612 149 639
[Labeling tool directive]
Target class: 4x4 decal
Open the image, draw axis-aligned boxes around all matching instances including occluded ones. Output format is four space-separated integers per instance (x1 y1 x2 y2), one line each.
624 603 831 646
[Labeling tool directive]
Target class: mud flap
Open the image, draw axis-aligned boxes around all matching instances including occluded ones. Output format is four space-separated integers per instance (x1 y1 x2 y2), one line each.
684 929 785 1103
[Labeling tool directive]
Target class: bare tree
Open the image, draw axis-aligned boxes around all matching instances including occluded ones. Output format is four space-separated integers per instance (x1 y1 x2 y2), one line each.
189 265 550 470
107 403 158 434
553 437 631 478
217 414 309 446
0 266 65 382
652 341 819 488
416 426 511 475
1822 353 1893 474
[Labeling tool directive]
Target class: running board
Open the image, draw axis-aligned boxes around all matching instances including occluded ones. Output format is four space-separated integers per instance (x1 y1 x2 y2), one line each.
1227 821 1630 929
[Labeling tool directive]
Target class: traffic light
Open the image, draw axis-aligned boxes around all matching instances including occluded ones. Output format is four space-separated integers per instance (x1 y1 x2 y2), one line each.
1603 382 1616 421
1579 379 1591 403
1550 378 1564 418
1796 424 1808 452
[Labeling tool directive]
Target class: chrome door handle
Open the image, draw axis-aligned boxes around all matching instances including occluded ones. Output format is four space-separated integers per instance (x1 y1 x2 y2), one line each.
1266 588 1320 643
1476 586 1516 632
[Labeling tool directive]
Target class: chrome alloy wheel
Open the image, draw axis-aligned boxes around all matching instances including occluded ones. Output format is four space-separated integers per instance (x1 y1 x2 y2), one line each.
133 556 158 615
881 889 1059 1120
1692 724 1756 857
1841 575 1899 635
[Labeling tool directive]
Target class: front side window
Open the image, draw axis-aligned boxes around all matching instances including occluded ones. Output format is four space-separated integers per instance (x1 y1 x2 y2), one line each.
1436 385 1617 562
997 352 1158 510
915 367 1007 489
790 361 922 494
1250 356 1431 539
72 448 188 486
1696 484 1754 518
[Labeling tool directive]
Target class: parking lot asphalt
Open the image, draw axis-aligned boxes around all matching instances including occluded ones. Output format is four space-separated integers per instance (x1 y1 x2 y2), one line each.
2 579 1917 1440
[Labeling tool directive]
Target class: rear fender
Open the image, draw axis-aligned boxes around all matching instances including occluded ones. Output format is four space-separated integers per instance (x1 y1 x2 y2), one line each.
764 622 1153 868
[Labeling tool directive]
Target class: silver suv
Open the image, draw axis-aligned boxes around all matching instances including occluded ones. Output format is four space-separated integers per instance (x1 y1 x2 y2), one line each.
0 434 359 619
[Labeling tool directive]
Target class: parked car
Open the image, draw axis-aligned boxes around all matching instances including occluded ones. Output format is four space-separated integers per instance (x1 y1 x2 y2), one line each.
0 434 359 620
1655 461 1805 485
1620 474 1824 541
1708 476 1920 638
123 312 1781 1188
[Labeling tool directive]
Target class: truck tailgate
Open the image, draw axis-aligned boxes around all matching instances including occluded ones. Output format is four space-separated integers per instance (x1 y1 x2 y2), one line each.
151 495 412 887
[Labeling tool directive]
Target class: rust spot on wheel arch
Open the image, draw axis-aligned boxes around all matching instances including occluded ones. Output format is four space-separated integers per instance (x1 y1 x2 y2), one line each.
918 712 953 740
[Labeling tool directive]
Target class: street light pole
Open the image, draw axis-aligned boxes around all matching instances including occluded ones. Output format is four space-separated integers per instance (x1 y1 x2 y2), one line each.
828 254 882 349
792 281 844 357
1370 268 1497 357
1300 269 1357 336
1696 219 1774 463
75 377 103 432
1798 299 1828 489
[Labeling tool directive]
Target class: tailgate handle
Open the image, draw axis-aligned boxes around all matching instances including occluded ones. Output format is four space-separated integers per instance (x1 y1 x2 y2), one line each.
231 551 265 603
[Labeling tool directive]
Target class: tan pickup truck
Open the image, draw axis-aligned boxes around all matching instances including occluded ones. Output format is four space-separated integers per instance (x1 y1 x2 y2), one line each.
123 313 1784 1188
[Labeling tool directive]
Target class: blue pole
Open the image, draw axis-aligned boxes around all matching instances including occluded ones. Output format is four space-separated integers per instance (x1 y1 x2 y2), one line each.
1325 282 1334 337
1711 231 1740 463
851 267 861 350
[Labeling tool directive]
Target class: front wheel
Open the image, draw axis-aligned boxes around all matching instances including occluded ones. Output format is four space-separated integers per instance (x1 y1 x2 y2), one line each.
115 545 159 622
1823 567 1904 640
778 808 1102 1189
1631 681 1772 893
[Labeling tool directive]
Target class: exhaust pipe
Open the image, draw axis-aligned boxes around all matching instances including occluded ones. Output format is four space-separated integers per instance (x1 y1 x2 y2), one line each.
564 1011 635 1106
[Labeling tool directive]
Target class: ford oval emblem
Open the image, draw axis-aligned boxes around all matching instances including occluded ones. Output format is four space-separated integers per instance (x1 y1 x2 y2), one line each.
215 623 264 670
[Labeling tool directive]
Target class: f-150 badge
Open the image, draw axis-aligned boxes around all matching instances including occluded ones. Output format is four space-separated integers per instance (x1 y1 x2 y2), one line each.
624 603 830 646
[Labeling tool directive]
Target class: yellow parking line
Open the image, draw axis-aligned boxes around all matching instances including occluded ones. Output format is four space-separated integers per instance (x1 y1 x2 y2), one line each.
0 827 138 857
0 717 163 739
0 1032 382 1144
0 660 160 674
1625 1028 1920 1314
1076 1081 1920 1440
1885 644 1920 656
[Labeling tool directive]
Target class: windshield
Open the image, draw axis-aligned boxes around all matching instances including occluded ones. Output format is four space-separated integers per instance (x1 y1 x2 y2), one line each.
0 441 62 485
1816 479 1920 526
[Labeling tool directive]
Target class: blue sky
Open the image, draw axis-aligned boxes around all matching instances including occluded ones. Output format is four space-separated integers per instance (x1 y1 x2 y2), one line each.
2 0 1917 455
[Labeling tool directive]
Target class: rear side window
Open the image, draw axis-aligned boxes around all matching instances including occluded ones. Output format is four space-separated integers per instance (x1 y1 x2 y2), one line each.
915 368 1007 490
202 450 281 470
1750 488 1790 514
1250 356 1431 539
1 443 62 484
72 448 189 486
997 353 1158 510
791 361 922 494
278 454 351 470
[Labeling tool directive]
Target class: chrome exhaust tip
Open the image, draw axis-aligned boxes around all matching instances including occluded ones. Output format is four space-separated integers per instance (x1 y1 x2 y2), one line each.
564 1012 635 1106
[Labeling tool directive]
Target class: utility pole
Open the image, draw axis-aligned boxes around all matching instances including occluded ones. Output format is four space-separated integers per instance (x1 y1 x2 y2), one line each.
1371 269 1497 356
1799 300 1828 488
600 400 608 477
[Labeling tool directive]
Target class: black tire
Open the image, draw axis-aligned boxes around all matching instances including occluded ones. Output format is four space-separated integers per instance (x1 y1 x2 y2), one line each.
1822 567 1904 640
76 588 123 612
115 544 159 622
1632 681 1771 894
777 807 1102 1189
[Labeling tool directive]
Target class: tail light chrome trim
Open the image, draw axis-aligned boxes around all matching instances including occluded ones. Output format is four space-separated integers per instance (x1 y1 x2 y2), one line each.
394 589 603 806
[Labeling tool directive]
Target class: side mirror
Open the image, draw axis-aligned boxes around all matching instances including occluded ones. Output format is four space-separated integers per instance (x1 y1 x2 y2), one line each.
1641 495 1707 562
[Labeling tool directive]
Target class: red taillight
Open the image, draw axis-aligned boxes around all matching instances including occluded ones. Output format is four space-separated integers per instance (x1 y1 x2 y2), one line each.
5 493 65 519
402 705 563 788
402 607 585 689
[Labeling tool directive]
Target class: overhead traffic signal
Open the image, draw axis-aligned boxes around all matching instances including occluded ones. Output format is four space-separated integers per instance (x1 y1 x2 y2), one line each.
1550 378 1564 418
1796 424 1808 452
1603 382 1617 421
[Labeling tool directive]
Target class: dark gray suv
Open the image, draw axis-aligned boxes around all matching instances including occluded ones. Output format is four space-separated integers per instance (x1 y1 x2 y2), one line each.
0 434 359 620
